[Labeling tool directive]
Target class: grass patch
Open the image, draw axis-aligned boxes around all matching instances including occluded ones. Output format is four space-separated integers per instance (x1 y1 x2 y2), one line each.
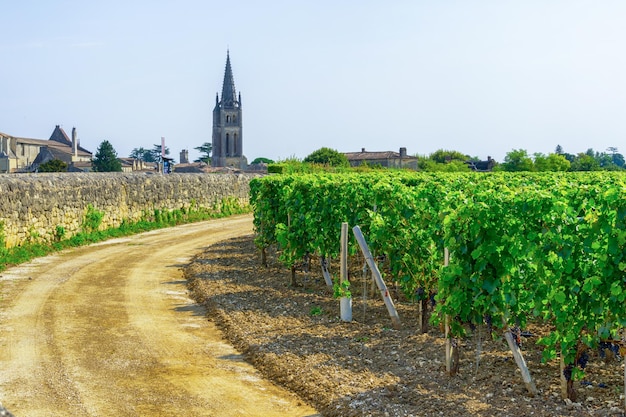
0 197 250 273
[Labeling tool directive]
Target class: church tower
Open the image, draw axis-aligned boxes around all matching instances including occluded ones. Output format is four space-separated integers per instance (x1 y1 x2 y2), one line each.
212 51 247 168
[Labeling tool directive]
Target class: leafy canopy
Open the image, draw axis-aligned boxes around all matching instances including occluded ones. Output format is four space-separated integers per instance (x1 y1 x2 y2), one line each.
38 159 68 172
303 147 349 167
251 157 274 164
92 140 122 172
194 142 212 164
130 147 153 162
501 149 534 172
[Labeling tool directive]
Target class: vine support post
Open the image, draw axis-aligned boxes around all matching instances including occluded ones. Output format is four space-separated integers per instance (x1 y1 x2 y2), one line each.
287 213 297 287
419 298 429 334
445 314 452 374
320 256 333 288
502 318 537 396
362 262 368 323
339 222 352 322
352 226 400 329
443 247 458 375
340 222 348 284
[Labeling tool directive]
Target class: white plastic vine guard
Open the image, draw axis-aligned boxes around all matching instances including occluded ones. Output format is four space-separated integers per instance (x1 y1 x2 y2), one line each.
340 297 352 322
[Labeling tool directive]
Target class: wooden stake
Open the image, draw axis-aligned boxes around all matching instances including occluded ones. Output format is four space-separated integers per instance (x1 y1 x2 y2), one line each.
320 256 333 288
339 222 352 322
362 262 368 323
288 213 296 287
502 319 538 396
445 314 451 374
352 226 401 329
443 248 452 374
340 223 348 284
419 298 429 334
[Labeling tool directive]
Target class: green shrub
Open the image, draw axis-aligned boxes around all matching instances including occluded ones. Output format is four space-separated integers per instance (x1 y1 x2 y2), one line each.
54 225 66 242
82 205 104 233
267 164 284 174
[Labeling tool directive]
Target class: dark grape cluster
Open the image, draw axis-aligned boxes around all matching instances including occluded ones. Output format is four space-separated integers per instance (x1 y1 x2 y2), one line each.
563 364 573 381
598 341 622 360
415 287 425 299
576 351 589 369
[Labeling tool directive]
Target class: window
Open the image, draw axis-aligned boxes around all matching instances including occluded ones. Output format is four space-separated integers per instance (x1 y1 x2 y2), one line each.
225 133 230 156
226 115 230 123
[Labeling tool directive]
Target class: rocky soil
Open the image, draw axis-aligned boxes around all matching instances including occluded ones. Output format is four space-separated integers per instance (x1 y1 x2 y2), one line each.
184 234 626 417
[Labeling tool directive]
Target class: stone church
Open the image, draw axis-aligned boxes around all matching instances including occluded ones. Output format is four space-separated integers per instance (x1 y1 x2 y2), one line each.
212 51 247 169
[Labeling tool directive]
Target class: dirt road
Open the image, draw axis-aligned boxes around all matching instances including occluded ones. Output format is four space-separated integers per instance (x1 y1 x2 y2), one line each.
0 215 319 417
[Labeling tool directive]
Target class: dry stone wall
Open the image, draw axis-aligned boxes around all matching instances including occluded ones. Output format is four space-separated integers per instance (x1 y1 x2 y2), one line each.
0 172 256 248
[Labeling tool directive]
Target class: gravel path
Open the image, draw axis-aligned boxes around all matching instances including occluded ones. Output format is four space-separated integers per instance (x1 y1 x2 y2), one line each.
185 234 626 417
0 215 318 417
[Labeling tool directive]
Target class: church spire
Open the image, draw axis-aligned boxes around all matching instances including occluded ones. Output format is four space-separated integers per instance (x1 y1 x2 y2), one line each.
220 50 238 108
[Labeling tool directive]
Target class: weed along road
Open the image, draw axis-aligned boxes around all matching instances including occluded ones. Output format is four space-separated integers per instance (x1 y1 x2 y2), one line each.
0 214 319 417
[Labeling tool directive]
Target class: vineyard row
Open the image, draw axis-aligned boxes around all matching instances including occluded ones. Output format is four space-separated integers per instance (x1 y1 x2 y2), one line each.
250 172 626 398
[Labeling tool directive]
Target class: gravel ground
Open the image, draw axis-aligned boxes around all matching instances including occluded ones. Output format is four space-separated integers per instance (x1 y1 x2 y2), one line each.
184 234 626 417
0 402 15 417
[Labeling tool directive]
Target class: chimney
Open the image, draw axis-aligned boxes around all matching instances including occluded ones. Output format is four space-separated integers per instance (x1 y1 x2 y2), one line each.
399 147 407 158
72 127 78 157
361 148 366 153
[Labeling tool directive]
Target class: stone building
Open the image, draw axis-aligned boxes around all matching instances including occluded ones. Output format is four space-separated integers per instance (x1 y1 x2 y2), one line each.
343 147 418 170
179 149 189 164
211 51 247 169
0 125 92 173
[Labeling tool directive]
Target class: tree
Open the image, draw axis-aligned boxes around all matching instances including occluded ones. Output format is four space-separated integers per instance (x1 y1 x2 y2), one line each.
501 149 534 172
606 147 625 167
612 153 625 168
428 149 470 164
570 153 600 171
533 153 570 172
251 157 274 164
303 147 349 167
555 144 564 155
418 149 471 172
418 158 470 172
93 140 122 172
130 147 153 162
149 144 170 162
38 159 68 172
193 142 212 164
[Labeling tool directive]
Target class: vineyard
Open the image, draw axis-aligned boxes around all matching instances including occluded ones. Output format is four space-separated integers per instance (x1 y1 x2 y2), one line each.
250 171 626 407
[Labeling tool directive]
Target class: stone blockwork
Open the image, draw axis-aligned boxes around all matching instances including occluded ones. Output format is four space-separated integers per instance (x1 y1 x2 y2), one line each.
0 172 256 248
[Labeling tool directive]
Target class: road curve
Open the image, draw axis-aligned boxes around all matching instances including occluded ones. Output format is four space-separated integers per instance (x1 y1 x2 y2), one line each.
0 214 319 417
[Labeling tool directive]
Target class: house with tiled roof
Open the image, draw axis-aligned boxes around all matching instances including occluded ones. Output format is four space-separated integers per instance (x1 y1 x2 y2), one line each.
0 125 93 173
343 147 418 170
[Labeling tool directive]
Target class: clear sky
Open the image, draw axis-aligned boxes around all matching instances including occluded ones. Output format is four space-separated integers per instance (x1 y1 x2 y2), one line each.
1 1 625 163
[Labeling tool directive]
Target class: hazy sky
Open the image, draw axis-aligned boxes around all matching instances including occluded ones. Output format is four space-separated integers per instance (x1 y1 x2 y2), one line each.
1 1 625 163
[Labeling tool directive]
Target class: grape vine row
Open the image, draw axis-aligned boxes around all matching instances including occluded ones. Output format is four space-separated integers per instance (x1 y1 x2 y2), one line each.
250 172 626 379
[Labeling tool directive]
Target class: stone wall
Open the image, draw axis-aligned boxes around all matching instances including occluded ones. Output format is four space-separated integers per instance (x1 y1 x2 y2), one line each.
0 172 256 248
